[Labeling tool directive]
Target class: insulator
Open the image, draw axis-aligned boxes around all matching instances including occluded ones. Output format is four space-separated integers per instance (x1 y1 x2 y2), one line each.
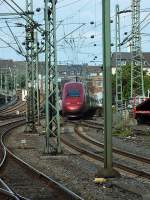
36 8 41 12
91 35 94 39
90 21 94 25
49 0 57 4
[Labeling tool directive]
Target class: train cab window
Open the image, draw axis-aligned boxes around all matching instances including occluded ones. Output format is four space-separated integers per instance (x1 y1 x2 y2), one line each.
67 89 80 97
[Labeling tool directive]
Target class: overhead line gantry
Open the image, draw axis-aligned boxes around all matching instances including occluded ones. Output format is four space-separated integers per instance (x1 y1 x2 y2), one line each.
44 0 61 154
115 4 123 113
25 0 37 132
131 0 144 98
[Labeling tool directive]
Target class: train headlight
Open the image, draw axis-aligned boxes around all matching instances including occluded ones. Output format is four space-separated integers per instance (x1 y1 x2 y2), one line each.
66 102 71 105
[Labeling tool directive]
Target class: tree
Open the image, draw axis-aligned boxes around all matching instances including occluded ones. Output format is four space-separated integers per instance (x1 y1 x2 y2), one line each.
144 72 150 96
17 74 26 89
112 64 150 100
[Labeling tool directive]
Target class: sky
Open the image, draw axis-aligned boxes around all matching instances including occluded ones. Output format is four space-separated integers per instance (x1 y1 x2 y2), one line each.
0 0 149 65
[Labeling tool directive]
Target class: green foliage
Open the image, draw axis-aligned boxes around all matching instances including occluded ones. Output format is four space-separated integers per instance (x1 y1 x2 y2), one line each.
17 74 26 89
144 72 150 96
113 128 132 137
112 64 150 100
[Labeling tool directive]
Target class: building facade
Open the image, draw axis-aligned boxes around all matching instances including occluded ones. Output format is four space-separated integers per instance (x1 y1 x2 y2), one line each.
111 52 150 75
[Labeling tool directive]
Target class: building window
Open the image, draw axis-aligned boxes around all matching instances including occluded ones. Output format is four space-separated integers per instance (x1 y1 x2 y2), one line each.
143 60 147 66
117 59 126 66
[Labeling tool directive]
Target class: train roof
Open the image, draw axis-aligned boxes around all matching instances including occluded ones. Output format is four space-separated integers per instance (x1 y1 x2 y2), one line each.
64 82 84 87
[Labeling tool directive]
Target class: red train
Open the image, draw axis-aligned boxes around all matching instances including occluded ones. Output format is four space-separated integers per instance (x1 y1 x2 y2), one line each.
62 82 99 117
134 98 150 124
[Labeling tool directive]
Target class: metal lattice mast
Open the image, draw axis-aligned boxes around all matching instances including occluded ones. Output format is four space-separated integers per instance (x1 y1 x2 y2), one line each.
0 69 2 90
115 4 123 111
34 31 40 126
131 0 144 98
25 0 36 132
44 0 61 153
5 70 8 104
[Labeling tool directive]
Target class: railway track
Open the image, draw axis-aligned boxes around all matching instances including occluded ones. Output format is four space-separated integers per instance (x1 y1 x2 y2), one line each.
75 126 150 164
1 102 26 114
61 123 150 180
76 120 104 130
0 97 18 112
0 95 45 119
0 118 83 200
79 119 150 134
0 95 22 112
0 100 26 120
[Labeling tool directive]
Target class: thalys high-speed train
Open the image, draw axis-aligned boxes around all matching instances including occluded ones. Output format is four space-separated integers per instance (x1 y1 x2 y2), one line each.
62 82 99 117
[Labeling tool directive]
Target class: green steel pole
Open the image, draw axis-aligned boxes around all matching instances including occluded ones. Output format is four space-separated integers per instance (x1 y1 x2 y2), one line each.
102 0 117 177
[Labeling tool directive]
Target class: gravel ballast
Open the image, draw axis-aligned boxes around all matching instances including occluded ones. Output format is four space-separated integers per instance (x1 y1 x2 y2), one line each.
5 123 150 200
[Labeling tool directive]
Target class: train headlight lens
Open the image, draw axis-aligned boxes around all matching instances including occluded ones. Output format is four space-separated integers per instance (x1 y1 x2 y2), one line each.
66 102 71 105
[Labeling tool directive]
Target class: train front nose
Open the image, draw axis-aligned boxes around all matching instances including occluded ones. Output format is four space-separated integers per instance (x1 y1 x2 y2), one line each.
65 101 82 112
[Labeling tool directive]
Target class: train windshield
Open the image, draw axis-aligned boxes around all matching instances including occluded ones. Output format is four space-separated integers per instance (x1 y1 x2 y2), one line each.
67 89 80 97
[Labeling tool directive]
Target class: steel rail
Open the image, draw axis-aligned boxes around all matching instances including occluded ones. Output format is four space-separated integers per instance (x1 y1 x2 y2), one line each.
0 97 18 112
61 136 150 180
79 121 104 130
1 101 27 114
0 119 25 200
0 95 44 118
0 188 20 200
0 182 30 200
74 126 150 164
1 101 24 111
0 179 29 200
0 119 83 200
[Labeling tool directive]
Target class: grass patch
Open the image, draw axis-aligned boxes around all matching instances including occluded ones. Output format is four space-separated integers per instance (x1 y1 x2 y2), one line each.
113 128 133 137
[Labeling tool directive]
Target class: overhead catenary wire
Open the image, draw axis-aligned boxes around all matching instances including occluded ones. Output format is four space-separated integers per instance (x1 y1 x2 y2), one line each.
3 0 44 33
0 0 149 65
